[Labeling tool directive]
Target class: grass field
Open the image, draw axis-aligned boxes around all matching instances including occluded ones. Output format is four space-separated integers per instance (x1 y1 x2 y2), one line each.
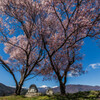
0 91 100 100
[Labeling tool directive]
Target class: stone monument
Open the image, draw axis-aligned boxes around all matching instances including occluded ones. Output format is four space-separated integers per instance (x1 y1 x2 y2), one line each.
46 88 54 95
25 84 41 97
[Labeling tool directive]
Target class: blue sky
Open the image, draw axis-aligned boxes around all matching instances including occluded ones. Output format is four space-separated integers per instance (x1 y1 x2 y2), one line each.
0 37 100 88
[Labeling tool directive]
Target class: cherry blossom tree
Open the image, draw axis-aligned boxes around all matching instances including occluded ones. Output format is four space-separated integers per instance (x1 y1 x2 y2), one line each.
0 0 44 95
38 0 100 95
2 35 44 95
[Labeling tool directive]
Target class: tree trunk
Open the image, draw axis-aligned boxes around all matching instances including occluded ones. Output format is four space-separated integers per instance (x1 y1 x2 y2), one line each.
60 82 66 95
14 80 24 95
16 84 23 95
14 85 18 95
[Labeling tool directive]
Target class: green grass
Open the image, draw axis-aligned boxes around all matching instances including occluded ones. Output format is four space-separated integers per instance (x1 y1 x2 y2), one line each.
0 91 100 100
0 95 66 100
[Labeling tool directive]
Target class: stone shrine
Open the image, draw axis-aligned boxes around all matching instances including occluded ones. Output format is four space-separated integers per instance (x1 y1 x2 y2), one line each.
46 88 54 95
28 84 38 93
25 84 41 97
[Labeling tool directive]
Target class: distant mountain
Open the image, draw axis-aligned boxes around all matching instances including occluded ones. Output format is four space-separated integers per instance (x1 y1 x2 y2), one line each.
38 84 100 94
52 84 100 93
0 83 27 96
67 84 100 93
1 83 100 96
38 86 51 94
0 83 15 96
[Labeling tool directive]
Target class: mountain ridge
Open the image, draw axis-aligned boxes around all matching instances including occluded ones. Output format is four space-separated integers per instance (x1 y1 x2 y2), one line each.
1 83 100 96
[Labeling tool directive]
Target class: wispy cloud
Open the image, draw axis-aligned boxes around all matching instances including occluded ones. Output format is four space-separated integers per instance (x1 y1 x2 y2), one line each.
85 63 100 72
89 63 100 69
68 73 73 77
68 70 79 77
68 70 75 77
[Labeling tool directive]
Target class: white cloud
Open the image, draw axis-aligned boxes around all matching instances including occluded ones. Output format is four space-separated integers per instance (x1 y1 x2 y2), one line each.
89 63 100 69
68 71 79 77
52 86 58 88
68 70 75 77
8 85 16 88
8 85 27 89
68 73 73 77
39 85 48 88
